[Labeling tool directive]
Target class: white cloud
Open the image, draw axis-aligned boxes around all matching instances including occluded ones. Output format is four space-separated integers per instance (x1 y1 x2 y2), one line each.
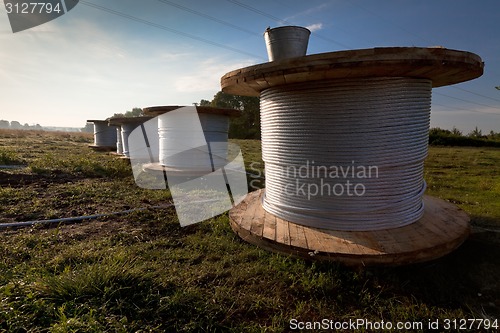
174 58 255 93
158 51 193 61
306 23 323 32
284 2 331 21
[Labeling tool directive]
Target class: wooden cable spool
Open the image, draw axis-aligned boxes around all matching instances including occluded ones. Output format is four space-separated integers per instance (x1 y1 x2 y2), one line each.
86 119 117 151
108 116 153 158
221 47 484 266
141 106 241 176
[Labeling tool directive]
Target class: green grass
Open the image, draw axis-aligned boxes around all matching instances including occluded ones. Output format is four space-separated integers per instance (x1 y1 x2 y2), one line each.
0 148 25 166
0 129 499 332
425 147 500 228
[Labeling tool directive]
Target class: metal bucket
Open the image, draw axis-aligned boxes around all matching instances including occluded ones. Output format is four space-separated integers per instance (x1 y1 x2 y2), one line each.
264 26 310 61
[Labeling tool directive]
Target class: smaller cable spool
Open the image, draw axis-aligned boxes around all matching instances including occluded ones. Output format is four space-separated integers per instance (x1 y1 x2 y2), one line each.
143 106 241 171
260 77 431 231
108 117 152 158
159 113 228 170
87 120 116 148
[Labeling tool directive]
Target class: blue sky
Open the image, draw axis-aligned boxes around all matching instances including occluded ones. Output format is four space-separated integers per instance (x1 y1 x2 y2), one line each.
0 0 499 133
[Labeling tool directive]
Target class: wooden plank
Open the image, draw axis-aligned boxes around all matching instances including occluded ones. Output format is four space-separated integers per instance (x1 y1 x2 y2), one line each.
370 229 398 253
264 70 286 87
341 230 388 256
239 191 260 232
250 197 266 237
409 221 439 250
275 217 291 246
345 231 385 255
262 209 277 242
420 196 469 238
303 227 330 253
288 222 309 249
375 228 407 254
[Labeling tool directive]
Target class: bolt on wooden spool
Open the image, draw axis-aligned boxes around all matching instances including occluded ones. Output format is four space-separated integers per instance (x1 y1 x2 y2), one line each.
221 47 484 266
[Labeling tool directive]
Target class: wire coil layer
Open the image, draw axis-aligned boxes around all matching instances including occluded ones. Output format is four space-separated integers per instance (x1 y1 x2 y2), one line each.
159 113 230 170
260 77 431 231
92 121 116 147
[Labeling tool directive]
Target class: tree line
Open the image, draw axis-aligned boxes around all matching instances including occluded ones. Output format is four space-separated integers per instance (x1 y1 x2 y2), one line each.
0 120 43 130
81 108 145 132
429 127 500 147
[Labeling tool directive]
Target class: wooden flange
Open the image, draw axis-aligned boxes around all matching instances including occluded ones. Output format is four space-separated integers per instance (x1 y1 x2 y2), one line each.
142 162 215 177
229 189 470 266
221 47 484 96
143 105 241 117
108 116 153 126
86 119 108 124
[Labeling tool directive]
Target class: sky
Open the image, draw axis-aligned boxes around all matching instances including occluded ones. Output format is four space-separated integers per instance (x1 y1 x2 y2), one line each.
0 0 499 133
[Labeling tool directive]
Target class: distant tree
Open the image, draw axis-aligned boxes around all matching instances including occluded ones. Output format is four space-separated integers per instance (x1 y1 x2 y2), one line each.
10 121 22 130
23 123 31 130
207 91 260 139
468 126 483 138
199 99 211 106
451 127 462 136
111 107 143 119
34 124 43 130
81 123 94 133
124 108 143 117
0 120 9 129
487 130 500 141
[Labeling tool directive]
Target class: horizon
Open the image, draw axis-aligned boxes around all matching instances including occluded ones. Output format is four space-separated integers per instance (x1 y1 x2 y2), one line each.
1 0 499 133
0 119 498 137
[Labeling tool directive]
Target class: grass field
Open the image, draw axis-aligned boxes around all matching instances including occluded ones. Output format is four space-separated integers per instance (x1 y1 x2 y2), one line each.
0 129 499 332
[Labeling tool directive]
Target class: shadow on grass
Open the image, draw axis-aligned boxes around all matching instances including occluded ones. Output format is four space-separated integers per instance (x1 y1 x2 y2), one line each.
470 214 500 229
367 230 500 319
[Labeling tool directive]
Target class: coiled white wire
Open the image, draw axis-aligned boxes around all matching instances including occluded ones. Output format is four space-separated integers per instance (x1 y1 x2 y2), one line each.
121 122 146 157
159 112 230 170
260 77 431 231
92 121 116 147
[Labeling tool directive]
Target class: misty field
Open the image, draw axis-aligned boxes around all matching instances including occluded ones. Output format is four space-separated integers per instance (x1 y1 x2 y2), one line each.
0 129 499 332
